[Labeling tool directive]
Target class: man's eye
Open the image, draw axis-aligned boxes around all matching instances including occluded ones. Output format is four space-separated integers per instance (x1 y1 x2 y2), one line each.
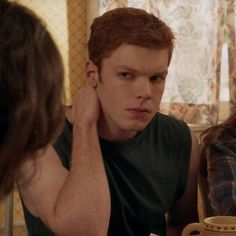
150 75 165 82
118 72 134 79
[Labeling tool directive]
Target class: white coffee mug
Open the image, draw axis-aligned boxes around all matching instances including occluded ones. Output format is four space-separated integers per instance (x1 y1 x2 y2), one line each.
181 216 236 236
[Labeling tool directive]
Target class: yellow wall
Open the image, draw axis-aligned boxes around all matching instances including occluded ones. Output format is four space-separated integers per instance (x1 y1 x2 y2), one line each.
16 0 88 104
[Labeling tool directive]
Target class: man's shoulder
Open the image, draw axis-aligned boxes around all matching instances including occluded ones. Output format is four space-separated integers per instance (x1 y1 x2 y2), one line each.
152 112 188 130
149 113 191 145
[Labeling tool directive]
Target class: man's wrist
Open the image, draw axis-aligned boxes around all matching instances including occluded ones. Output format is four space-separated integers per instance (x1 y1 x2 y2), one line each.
73 119 98 136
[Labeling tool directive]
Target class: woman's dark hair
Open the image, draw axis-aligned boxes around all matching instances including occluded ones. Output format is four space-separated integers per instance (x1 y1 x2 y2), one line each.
0 0 64 198
201 112 236 173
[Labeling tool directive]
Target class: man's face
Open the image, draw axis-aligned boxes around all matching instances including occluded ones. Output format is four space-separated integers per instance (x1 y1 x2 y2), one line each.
95 44 169 140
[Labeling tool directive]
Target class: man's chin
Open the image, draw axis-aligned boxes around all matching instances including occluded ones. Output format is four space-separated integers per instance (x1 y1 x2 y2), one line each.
123 121 150 132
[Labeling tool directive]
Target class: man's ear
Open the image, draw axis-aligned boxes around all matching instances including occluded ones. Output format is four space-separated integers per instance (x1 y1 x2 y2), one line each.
86 60 99 88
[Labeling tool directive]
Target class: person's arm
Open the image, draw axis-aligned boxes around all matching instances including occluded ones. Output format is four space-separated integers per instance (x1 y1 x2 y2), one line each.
166 130 200 236
208 153 236 215
17 85 111 236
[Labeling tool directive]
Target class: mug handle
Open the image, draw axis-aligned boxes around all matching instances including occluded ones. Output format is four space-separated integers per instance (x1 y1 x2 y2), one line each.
181 223 204 236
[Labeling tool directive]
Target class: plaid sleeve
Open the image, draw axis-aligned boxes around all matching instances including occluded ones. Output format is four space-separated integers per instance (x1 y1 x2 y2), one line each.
207 154 236 215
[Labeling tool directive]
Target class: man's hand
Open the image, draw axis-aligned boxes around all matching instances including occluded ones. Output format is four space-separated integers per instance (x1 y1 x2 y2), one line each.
72 83 101 126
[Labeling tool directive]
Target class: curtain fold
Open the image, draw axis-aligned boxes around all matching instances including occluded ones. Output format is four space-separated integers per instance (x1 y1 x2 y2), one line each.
227 0 236 114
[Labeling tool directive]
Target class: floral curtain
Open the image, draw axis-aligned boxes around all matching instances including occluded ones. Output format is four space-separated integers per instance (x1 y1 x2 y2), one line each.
227 1 236 114
99 0 236 125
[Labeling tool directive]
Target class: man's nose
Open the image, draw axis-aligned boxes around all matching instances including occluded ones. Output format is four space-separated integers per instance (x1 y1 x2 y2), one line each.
135 77 152 99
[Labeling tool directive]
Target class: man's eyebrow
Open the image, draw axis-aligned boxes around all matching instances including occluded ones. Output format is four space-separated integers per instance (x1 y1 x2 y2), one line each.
115 66 168 76
155 70 168 75
114 65 137 72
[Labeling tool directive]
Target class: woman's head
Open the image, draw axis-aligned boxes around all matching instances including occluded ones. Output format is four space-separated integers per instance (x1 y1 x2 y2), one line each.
0 0 64 197
201 111 236 162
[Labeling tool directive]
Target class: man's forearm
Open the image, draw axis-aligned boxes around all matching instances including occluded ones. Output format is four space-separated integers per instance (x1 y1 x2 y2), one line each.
50 122 110 235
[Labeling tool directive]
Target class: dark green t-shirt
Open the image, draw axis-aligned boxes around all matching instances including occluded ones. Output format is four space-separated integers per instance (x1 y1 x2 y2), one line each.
22 113 191 236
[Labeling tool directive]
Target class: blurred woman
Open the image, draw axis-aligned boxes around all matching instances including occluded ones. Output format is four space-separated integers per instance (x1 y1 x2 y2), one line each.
201 112 236 215
0 0 65 198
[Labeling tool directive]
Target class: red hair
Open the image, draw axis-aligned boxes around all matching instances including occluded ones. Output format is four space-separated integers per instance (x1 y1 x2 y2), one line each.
88 7 175 71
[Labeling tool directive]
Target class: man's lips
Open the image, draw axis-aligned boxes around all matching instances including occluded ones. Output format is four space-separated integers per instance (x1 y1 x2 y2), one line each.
126 108 152 119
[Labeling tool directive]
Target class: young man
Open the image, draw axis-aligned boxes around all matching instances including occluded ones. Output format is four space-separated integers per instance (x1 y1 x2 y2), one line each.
18 7 200 236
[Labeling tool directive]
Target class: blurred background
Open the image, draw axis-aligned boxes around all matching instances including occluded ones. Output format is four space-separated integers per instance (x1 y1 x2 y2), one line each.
2 0 236 235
